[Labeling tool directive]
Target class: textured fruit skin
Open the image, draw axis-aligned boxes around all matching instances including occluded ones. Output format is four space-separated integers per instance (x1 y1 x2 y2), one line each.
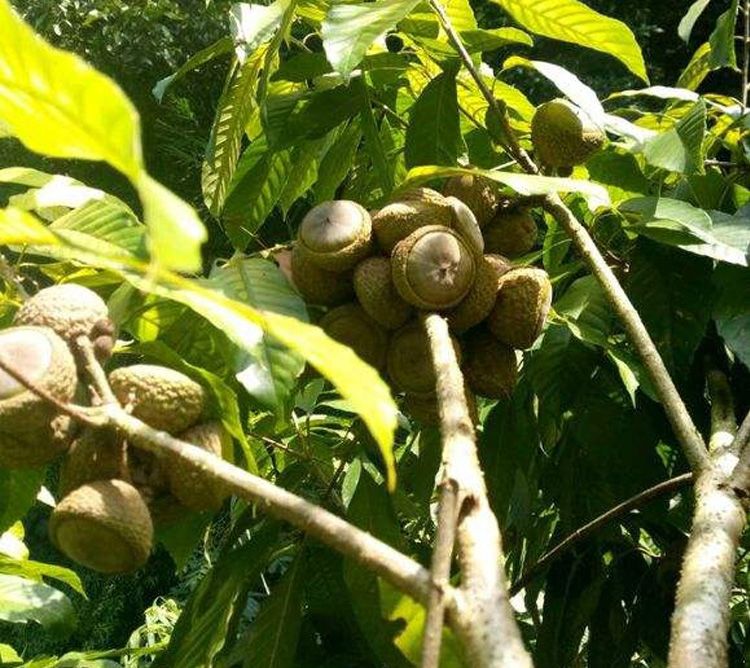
49 479 153 574
291 243 354 306
0 327 77 428
488 268 552 349
392 225 476 311
443 174 500 228
14 284 110 348
298 200 372 272
320 303 389 370
353 257 413 330
0 414 75 469
387 322 461 396
168 422 229 512
400 187 447 205
531 99 605 168
109 365 206 434
59 427 127 498
484 208 538 258
447 255 510 334
463 328 518 399
372 197 454 254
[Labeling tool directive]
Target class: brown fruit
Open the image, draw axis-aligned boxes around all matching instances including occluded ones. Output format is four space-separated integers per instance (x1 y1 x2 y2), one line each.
392 226 476 311
320 303 389 370
443 174 501 228
353 257 413 330
447 255 511 334
484 208 538 258
297 200 372 272
59 427 128 498
291 243 355 306
488 268 552 349
463 328 518 399
49 479 153 573
372 196 454 254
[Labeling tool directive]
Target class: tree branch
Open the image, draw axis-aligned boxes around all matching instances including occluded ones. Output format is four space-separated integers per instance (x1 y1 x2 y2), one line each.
428 0 710 473
668 369 744 668
728 410 750 492
422 314 532 668
510 472 694 596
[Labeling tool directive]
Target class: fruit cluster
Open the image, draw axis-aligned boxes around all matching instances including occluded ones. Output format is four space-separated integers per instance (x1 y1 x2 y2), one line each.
288 175 554 424
0 285 229 573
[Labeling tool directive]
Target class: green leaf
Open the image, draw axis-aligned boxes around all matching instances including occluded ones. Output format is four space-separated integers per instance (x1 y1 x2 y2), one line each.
322 0 422 79
0 574 75 634
708 0 738 69
0 644 21 664
153 524 280 668
231 0 293 57
713 264 750 368
404 71 462 168
358 78 395 196
202 50 266 217
398 165 610 211
489 0 648 82
315 123 363 202
228 550 306 667
152 37 233 103
642 100 706 175
678 0 712 43
278 139 327 213
461 27 533 52
0 556 84 595
555 275 613 347
209 257 308 407
677 42 713 90
0 469 45 535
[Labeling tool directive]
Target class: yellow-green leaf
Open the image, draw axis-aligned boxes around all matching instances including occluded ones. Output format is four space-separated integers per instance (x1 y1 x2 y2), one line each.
0 208 59 245
489 0 648 82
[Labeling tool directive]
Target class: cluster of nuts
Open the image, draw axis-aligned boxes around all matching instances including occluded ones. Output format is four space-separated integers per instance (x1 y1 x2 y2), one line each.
287 175 554 424
0 285 229 574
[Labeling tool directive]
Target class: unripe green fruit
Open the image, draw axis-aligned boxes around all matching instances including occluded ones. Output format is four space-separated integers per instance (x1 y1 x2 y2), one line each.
463 328 518 399
109 365 206 434
443 174 500 228
291 243 355 306
298 200 372 272
320 303 389 371
49 479 153 573
488 267 552 349
484 208 538 258
447 254 511 334
392 226 476 311
531 99 605 169
353 257 413 330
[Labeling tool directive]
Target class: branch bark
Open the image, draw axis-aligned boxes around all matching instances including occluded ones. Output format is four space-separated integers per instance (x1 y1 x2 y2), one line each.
422 314 532 668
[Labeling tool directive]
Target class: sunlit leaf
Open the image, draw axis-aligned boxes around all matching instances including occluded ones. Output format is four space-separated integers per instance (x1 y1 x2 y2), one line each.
231 0 293 60
0 469 45 535
0 574 74 634
708 0 738 69
678 0 712 43
677 42 713 90
641 100 706 175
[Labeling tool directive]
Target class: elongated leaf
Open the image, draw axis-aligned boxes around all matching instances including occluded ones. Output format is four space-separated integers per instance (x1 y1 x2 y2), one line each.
461 27 533 52
0 217 398 486
398 165 609 210
642 100 706 175
231 0 292 59
404 72 462 168
203 50 266 216
0 208 58 244
315 123 363 201
0 574 74 633
322 0 422 79
0 556 84 595
677 42 713 90
209 257 308 407
679 0 712 43
153 37 233 102
0 469 45 535
713 265 750 367
708 0 738 69
490 0 647 81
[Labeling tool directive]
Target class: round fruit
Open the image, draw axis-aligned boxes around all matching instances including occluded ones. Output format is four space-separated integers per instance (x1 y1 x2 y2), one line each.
49 479 153 573
444 196 484 258
320 303 389 370
447 255 510 334
463 328 518 399
168 422 230 512
0 414 75 470
372 196 454 254
399 187 447 206
488 267 552 349
443 174 500 228
13 284 112 352
484 208 538 258
291 243 355 306
59 427 128 498
0 327 78 426
531 99 605 169
108 365 206 434
392 226 476 311
297 200 372 272
386 321 460 396
353 257 413 330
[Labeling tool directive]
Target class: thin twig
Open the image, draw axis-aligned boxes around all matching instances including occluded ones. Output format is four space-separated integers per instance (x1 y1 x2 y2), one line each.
510 473 693 596
76 335 118 405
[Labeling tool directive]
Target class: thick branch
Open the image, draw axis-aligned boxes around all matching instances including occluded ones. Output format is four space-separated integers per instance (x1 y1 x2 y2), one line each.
668 370 744 668
423 314 532 668
428 0 709 473
511 472 693 596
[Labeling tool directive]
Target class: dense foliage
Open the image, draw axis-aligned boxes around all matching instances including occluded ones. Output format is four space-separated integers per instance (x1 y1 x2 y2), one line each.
1 0 749 666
